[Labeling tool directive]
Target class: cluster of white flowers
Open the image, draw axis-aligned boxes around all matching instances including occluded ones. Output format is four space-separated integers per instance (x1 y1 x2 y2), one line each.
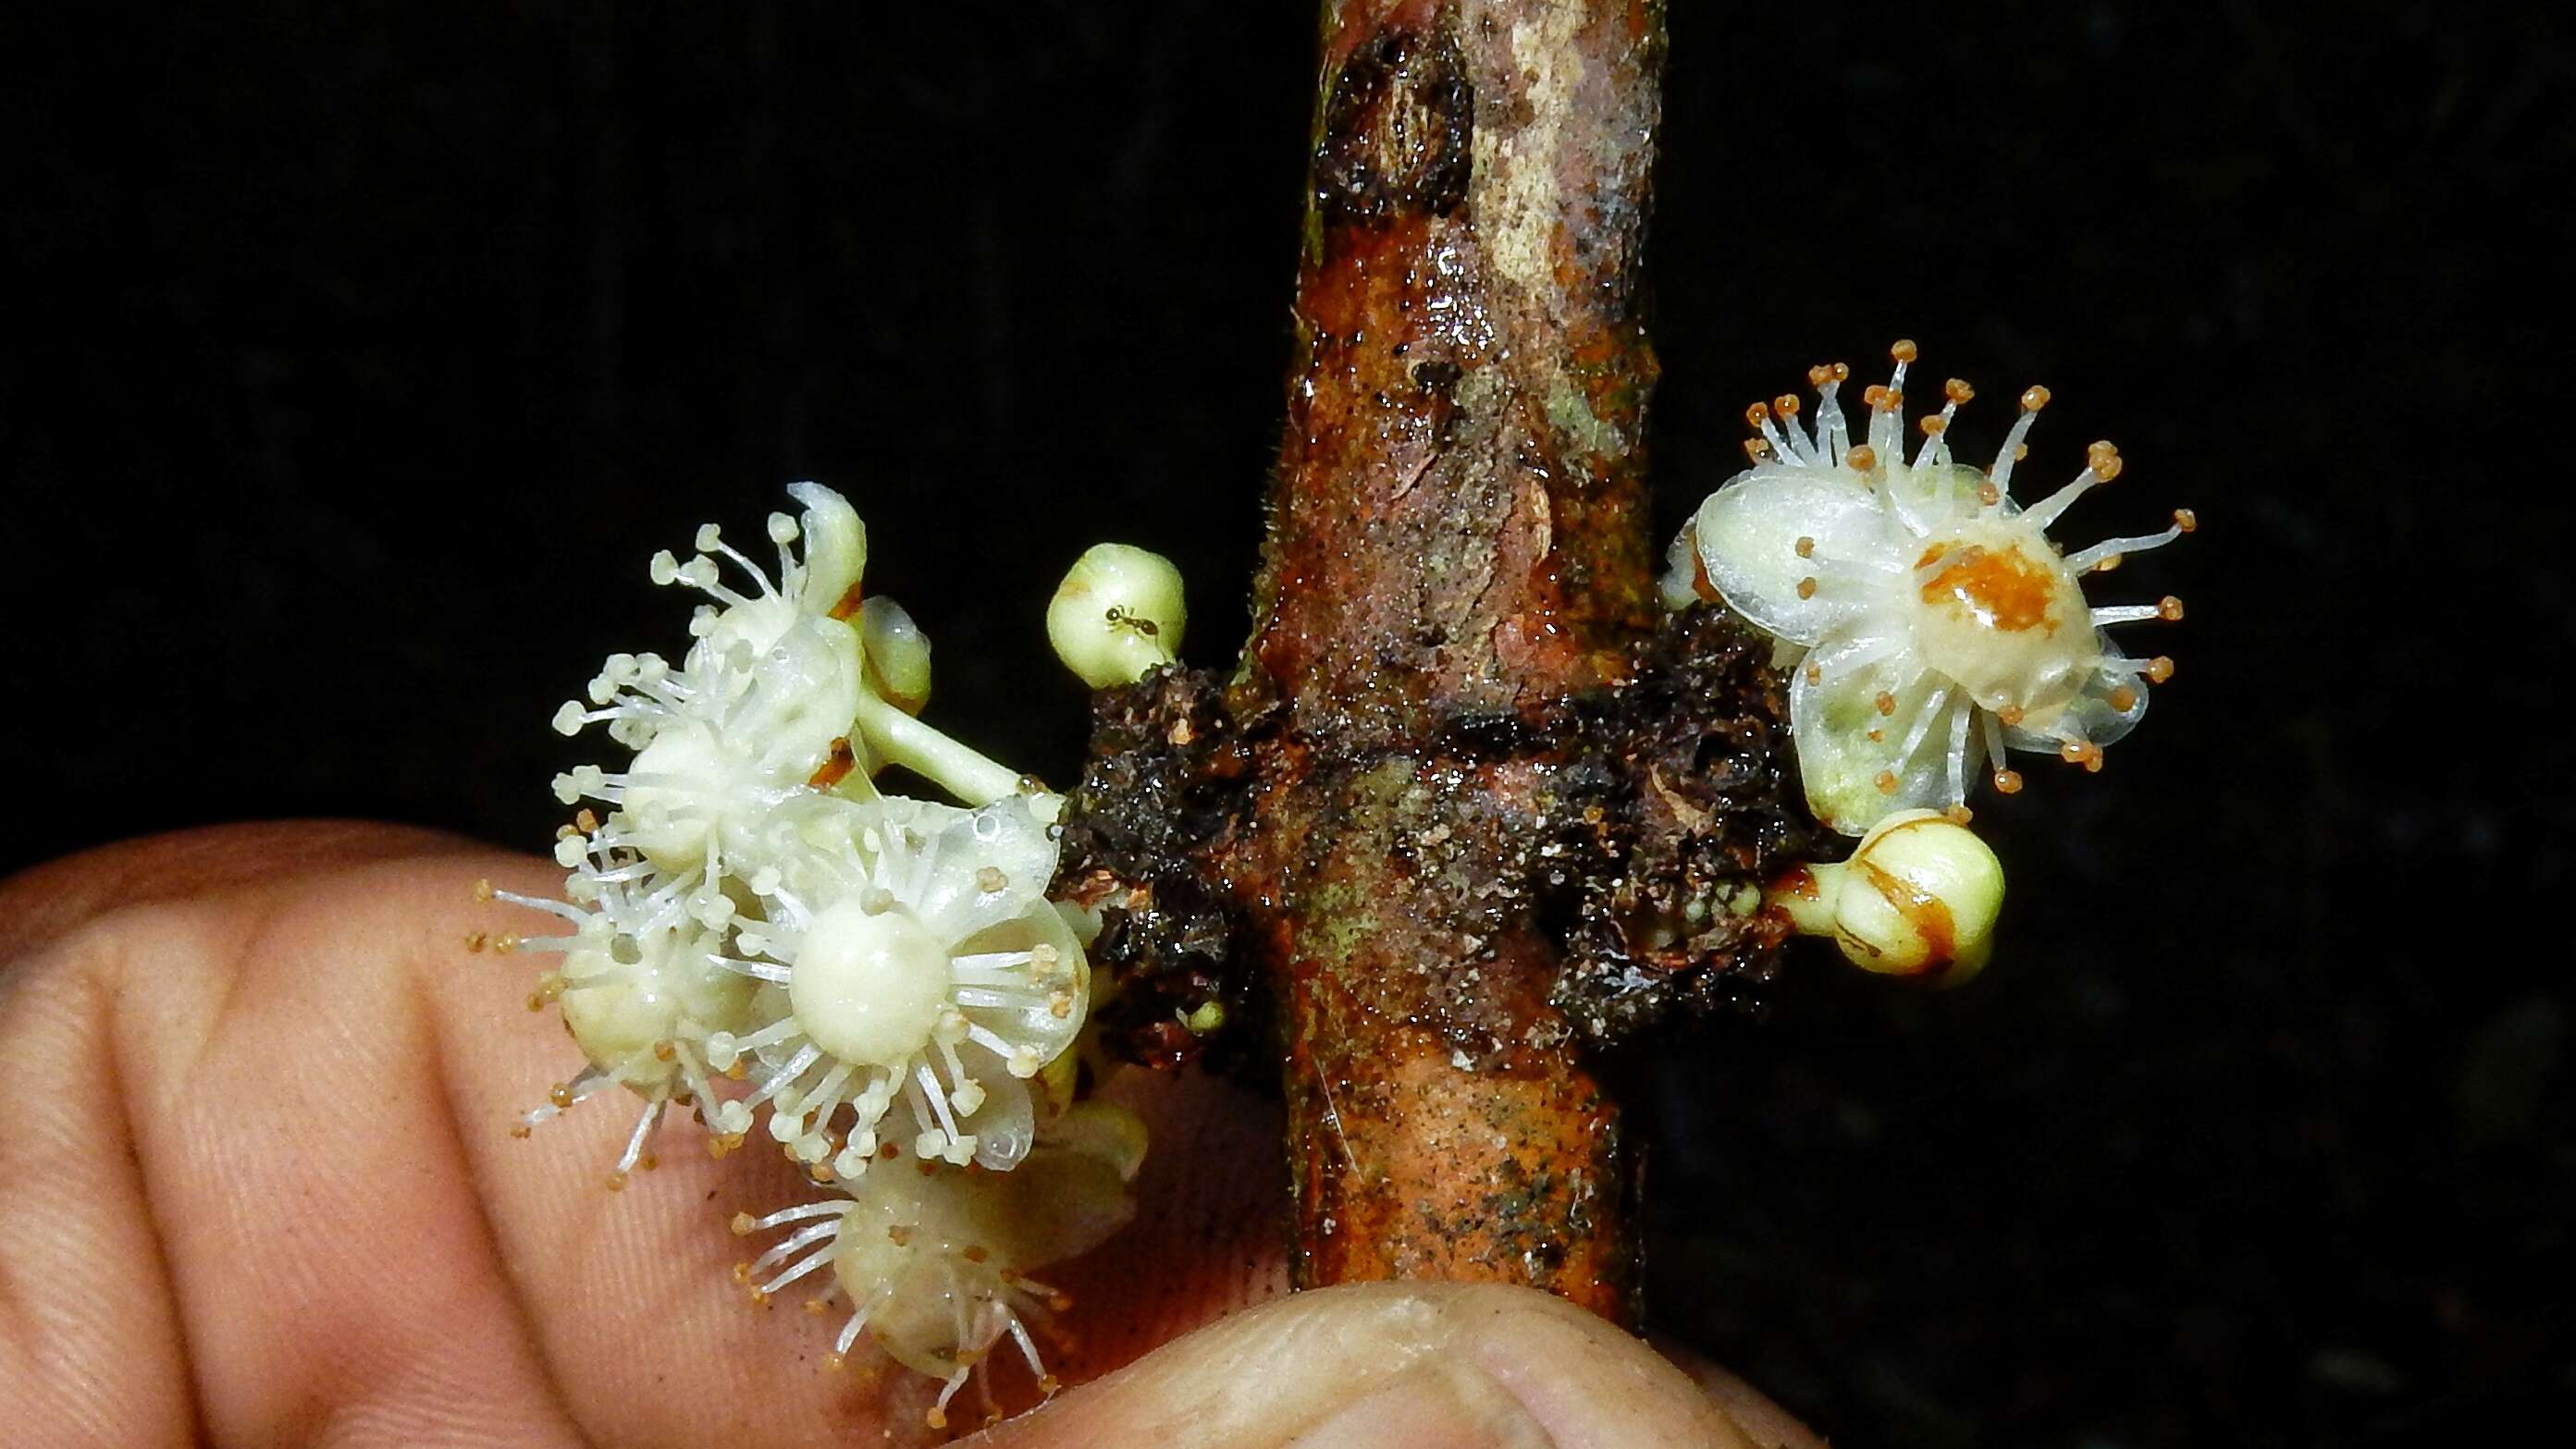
1667 342 2191 836
485 483 1140 1428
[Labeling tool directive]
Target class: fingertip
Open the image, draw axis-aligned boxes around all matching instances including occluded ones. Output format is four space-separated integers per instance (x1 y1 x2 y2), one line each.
989 1282 1764 1449
1041 1067 1291 1381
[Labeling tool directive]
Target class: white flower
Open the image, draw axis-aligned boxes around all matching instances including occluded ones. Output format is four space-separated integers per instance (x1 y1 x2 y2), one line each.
501 477 1140 1406
482 843 763 1187
548 484 878 911
698 791 1089 1180
1667 343 2191 834
729 1101 1145 1431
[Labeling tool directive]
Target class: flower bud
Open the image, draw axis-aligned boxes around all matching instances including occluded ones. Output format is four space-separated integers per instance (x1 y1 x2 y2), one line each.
859 596 932 714
1768 809 2003 984
1047 544 1185 688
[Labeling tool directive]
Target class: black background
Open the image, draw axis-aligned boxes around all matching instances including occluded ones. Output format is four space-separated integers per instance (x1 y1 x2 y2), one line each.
6 4 2569 1443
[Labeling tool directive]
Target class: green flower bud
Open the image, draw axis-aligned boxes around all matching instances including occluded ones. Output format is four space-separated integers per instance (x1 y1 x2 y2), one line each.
1768 808 2004 984
1047 544 1185 688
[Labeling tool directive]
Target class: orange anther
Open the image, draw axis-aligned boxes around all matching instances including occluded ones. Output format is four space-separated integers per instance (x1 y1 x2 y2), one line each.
1774 393 1802 417
2146 656 2175 683
1992 768 2025 794
1874 691 1898 716
1945 377 1975 403
2158 596 2186 621
2020 385 2052 411
1794 535 1817 558
1873 769 1900 794
1891 338 1919 362
1845 444 1878 471
2174 508 2198 533
1796 577 1818 600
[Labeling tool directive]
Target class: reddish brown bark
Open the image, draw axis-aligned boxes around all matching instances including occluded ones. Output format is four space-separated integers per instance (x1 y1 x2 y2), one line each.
1218 0 1668 1320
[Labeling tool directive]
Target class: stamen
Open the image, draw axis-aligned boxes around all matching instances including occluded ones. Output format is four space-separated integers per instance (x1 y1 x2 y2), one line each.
1944 697 1973 808
1980 710 2017 793
751 1220 842 1275
2020 464 2107 533
2064 520 2186 572
612 1098 666 1177
735 1200 848 1235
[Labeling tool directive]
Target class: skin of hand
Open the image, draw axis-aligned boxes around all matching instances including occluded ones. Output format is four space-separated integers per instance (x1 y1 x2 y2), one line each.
0 824 1824 1448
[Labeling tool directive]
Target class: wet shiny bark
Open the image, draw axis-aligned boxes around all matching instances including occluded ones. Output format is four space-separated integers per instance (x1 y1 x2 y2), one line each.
1223 0 1668 1320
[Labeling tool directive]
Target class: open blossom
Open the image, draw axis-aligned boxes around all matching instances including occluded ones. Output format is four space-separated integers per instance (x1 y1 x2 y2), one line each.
1667 343 2190 834
500 481 1135 1404
547 484 874 916
481 836 763 1186
700 790 1089 1180
730 1101 1144 1431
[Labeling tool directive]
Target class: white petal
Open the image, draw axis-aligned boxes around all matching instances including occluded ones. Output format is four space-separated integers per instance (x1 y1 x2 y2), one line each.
1658 526 1708 611
906 795 1060 944
952 903 1090 1065
2010 633 2151 751
1692 466 1894 646
735 618 867 780
1876 460 1997 536
1789 629 1981 836
785 481 866 617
